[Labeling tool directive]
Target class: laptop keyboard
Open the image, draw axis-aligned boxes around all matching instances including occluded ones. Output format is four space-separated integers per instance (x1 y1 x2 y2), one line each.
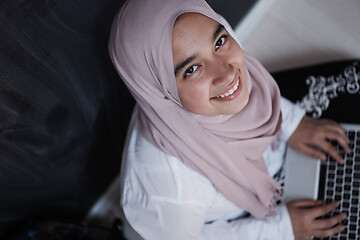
316 130 360 240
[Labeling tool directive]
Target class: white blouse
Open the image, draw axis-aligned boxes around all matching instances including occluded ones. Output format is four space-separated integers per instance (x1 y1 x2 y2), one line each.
120 97 305 240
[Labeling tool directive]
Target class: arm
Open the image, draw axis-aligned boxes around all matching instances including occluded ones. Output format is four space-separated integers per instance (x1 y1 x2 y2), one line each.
123 197 295 240
280 98 347 239
280 96 350 163
288 116 350 163
123 198 207 240
280 97 306 141
201 204 294 240
287 200 346 240
122 129 295 240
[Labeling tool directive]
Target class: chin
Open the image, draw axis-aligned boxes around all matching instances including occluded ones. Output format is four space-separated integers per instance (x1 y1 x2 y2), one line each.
232 97 249 115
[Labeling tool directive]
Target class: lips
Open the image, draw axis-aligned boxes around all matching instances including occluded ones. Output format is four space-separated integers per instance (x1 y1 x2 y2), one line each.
216 79 240 98
211 76 242 100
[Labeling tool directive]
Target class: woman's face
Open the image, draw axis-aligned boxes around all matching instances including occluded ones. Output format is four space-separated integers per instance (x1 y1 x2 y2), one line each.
172 13 249 116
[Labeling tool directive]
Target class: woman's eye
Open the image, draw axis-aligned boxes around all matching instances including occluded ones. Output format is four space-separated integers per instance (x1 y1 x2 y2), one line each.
184 65 198 78
215 35 227 49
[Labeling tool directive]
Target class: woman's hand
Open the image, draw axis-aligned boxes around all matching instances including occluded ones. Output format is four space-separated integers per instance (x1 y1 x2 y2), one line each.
287 200 346 240
288 116 350 164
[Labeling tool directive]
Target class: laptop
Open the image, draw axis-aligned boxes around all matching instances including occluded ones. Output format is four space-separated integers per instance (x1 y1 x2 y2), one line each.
283 123 360 240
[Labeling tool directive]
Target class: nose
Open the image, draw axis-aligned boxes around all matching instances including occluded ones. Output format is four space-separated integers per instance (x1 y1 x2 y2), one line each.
209 57 235 87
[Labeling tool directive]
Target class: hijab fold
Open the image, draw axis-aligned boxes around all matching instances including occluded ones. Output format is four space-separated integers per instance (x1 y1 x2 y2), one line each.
109 0 283 219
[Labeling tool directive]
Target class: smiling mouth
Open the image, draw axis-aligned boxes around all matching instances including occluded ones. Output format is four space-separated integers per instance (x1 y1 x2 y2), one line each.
215 79 240 98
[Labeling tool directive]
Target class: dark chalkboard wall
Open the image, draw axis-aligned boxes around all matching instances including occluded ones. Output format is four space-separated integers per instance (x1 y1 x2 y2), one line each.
0 0 256 235
207 0 258 27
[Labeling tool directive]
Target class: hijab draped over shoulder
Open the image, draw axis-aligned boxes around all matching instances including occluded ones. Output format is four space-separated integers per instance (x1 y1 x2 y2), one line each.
109 0 283 219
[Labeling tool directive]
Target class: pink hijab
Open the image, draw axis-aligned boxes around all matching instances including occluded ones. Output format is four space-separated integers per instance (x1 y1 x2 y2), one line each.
109 0 282 219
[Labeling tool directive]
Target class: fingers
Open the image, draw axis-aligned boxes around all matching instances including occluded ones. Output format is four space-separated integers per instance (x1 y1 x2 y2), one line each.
287 200 346 239
313 201 339 217
289 200 339 218
288 116 350 164
317 140 344 163
310 202 347 238
324 120 347 136
288 199 323 208
299 143 327 161
307 121 350 163
313 224 345 239
322 125 350 153
314 212 347 229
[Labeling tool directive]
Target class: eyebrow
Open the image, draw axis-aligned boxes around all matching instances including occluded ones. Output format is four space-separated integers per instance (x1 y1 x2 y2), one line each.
174 54 197 76
212 24 225 42
174 24 225 77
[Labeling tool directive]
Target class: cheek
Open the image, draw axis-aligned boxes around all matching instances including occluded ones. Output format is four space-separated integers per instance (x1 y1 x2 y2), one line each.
228 42 245 64
178 80 210 109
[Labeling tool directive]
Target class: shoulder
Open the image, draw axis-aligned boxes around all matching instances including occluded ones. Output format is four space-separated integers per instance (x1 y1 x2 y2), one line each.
120 107 217 205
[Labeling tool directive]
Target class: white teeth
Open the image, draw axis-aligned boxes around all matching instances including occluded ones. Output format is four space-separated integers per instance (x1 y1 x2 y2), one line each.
217 80 239 98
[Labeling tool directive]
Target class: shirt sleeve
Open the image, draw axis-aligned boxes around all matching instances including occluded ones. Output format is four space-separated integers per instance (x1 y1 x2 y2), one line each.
201 204 295 240
280 97 306 141
123 197 207 240
122 105 296 240
123 197 295 240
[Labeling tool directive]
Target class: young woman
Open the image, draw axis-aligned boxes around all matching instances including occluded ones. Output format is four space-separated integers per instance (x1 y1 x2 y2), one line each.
109 0 350 239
